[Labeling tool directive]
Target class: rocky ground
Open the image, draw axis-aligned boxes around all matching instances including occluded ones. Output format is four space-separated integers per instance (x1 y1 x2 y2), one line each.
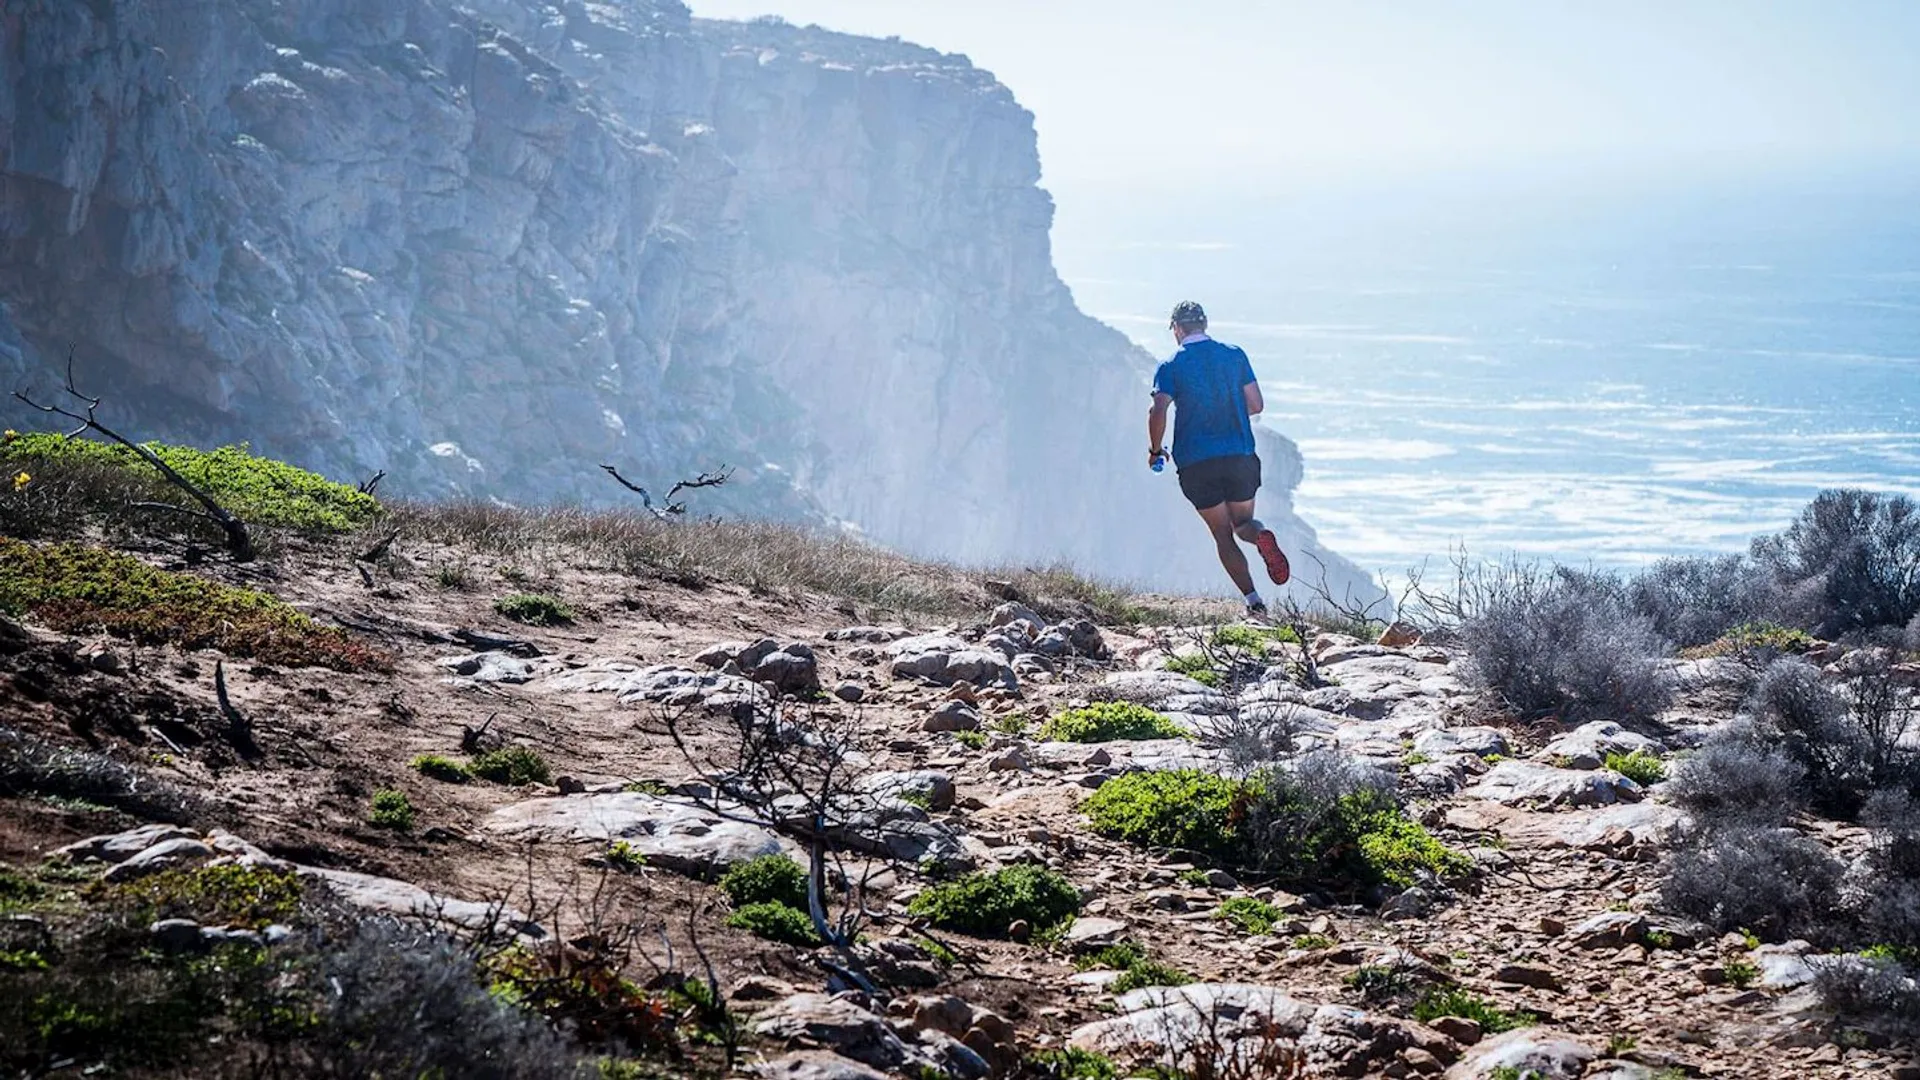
3 524 1917 1080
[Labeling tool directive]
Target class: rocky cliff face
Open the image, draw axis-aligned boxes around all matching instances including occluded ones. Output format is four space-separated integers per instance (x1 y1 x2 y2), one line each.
0 0 1375 599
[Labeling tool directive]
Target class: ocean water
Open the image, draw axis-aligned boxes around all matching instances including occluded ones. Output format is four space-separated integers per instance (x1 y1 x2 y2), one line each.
1055 164 1920 579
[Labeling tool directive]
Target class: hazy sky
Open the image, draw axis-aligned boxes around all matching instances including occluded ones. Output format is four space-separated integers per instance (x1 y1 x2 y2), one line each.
688 1 1920 198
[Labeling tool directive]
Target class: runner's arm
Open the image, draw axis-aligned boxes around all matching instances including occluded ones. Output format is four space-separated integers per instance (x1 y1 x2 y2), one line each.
1148 392 1172 460
1244 382 1264 416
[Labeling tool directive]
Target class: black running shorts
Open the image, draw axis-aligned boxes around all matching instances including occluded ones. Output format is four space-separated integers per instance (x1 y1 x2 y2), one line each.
1177 453 1261 510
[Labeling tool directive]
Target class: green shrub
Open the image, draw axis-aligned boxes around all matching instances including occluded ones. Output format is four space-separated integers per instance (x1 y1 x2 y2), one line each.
1163 653 1222 687
906 864 1080 939
409 755 471 783
1412 987 1536 1033
369 790 414 831
469 747 552 786
495 593 573 626
718 855 808 911
1684 620 1819 660
1606 749 1667 786
1 433 378 531
725 902 820 947
1217 896 1283 935
0 539 383 670
1072 943 1190 993
1351 807 1474 890
0 863 45 913
1291 933 1337 950
1040 702 1188 743
605 842 646 872
1081 770 1246 862
1723 958 1760 987
1210 624 1300 651
108 863 304 930
955 730 986 750
1027 1047 1119 1080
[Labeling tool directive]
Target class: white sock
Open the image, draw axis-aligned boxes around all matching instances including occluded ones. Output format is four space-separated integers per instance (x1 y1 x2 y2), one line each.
1244 590 1264 607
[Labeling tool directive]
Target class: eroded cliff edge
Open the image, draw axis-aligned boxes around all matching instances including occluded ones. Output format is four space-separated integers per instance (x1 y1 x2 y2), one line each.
0 0 1376 598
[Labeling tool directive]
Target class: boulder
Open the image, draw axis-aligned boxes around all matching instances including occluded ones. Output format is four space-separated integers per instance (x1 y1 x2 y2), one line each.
1442 1028 1597 1079
1467 759 1643 809
924 700 981 732
1412 727 1510 759
1071 984 1456 1077
990 602 1045 637
751 643 821 696
57 824 194 864
860 770 956 812
754 993 985 1078
104 837 215 882
437 652 535 683
1566 911 1649 950
888 635 1018 690
485 793 784 875
1538 721 1660 770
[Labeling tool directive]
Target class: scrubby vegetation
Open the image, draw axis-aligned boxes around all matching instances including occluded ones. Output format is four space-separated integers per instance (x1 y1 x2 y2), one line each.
1038 701 1187 743
1216 896 1284 935
368 789 415 831
1072 942 1191 992
0 725 195 822
718 855 809 911
1 431 379 533
410 754 472 783
1161 652 1223 686
1411 987 1536 1033
906 864 1080 939
0 539 382 670
1605 749 1667 786
1082 754 1468 893
723 902 820 947
495 593 575 627
469 747 553 787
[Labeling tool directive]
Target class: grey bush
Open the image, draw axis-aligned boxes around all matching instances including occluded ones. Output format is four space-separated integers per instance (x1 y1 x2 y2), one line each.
1660 826 1845 943
1625 554 1775 648
1860 791 1920 951
0 724 194 822
290 917 584 1079
1742 657 1919 819
1666 729 1807 828
1751 489 1920 638
1458 566 1673 723
1811 957 1920 1038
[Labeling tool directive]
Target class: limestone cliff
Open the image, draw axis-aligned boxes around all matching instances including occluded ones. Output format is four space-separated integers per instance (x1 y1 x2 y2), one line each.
0 0 1376 599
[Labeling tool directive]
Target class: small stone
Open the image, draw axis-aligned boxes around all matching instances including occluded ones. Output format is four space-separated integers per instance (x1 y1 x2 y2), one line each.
1429 1015 1482 1045
556 775 587 795
87 649 123 674
1007 919 1032 943
150 918 204 952
1400 1046 1443 1075
833 682 866 703
987 747 1030 772
1806 1044 1843 1065
911 995 975 1039
924 700 980 732
263 924 293 946
1203 868 1237 889
1539 916 1566 936
1492 962 1563 990
730 974 796 1002
1890 1062 1920 1080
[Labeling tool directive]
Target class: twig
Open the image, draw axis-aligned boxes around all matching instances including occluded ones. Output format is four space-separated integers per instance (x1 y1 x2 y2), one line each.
357 470 385 496
13 347 253 561
452 628 542 657
214 660 259 757
356 529 399 562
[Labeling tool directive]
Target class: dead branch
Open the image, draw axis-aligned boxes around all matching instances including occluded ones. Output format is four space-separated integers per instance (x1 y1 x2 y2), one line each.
601 462 732 519
13 347 254 561
214 660 259 758
453 628 543 657
356 529 399 563
356 470 385 496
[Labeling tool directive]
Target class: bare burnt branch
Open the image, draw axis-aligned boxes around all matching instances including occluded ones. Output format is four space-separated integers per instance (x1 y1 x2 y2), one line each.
357 470 386 495
602 462 731 518
12 347 254 561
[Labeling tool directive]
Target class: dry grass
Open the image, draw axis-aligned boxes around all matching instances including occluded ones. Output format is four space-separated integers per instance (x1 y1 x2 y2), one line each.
377 501 1219 626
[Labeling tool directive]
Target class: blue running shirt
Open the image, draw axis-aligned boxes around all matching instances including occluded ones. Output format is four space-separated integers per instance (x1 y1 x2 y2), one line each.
1151 338 1258 466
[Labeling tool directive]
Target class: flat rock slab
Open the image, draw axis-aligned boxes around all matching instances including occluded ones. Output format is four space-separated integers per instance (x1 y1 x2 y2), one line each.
1413 726 1510 758
1467 759 1643 809
1103 670 1230 713
303 866 541 938
436 652 538 684
485 792 782 875
755 1051 891 1080
1070 983 1456 1077
1442 1027 1597 1079
542 661 764 706
1446 800 1682 850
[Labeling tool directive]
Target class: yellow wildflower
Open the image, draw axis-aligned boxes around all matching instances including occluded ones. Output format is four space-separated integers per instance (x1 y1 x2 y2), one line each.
1 429 15 443
12 471 29 491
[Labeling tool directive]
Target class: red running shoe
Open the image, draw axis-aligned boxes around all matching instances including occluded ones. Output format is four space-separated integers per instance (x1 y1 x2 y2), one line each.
1255 530 1291 586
